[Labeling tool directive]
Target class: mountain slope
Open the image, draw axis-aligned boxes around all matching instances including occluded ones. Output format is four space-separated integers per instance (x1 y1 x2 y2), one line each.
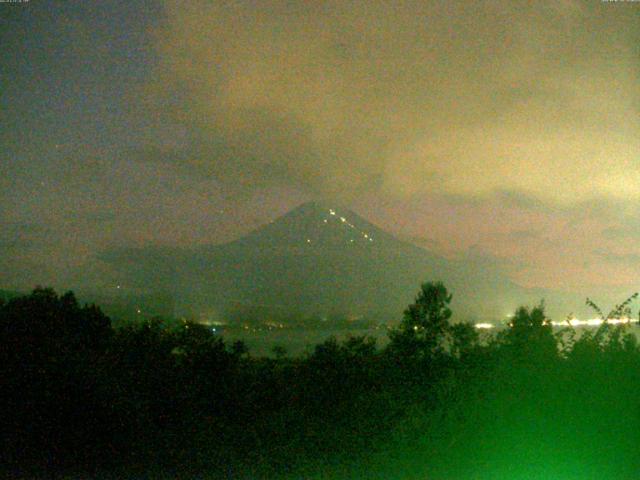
97 201 544 323
187 201 537 322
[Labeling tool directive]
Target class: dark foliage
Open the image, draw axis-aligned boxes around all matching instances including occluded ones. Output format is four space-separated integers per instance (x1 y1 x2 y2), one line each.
2 285 640 479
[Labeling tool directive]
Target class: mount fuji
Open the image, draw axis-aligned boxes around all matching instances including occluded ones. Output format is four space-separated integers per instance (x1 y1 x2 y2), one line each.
98 201 552 324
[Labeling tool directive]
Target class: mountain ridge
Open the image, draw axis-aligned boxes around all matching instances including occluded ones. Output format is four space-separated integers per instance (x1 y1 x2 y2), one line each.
94 201 548 323
198 201 426 257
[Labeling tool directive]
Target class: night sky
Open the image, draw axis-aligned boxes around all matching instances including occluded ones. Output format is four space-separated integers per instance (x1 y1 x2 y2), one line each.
2 1 639 307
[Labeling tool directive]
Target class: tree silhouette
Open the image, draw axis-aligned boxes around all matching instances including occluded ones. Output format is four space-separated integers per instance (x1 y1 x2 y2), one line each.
5 284 640 479
272 344 288 359
0 288 113 472
448 321 480 360
499 302 557 361
388 281 452 360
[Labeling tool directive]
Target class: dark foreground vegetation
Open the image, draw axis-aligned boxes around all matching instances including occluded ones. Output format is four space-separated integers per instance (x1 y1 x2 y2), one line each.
3 284 640 479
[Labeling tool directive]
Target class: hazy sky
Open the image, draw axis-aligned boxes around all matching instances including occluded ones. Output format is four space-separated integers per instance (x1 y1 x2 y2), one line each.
2 0 639 304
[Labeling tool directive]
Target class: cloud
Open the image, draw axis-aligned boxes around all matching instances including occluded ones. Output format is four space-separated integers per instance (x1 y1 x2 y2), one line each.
0 222 50 247
593 249 640 266
602 226 639 240
508 229 541 241
456 244 525 275
81 211 117 224
139 0 638 203
492 190 555 213
0 239 35 250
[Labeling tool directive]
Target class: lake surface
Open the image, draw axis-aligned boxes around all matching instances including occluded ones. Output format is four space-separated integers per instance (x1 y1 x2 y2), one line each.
223 327 391 356
222 321 640 357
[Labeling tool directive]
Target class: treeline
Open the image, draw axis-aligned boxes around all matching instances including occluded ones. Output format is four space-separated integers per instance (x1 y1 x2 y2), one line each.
2 283 640 479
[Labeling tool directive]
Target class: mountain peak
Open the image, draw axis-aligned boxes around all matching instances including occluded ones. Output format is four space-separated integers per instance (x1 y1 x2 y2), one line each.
286 200 328 216
223 200 391 252
288 200 345 215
